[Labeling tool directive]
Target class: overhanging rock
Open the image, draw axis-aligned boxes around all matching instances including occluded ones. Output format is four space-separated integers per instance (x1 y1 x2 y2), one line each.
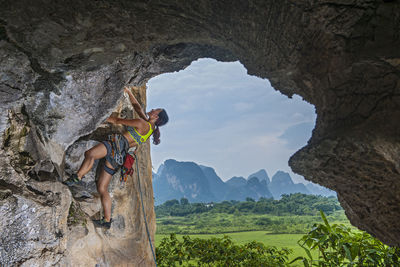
1 0 400 265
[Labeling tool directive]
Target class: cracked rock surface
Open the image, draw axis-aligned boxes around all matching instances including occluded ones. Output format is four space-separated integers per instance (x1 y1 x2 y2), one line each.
1 0 400 265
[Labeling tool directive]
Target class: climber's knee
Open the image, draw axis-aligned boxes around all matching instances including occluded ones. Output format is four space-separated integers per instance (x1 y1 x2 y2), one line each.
84 149 93 159
98 185 107 195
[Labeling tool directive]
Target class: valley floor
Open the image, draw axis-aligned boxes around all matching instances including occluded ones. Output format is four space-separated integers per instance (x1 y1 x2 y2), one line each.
156 231 312 260
155 210 350 262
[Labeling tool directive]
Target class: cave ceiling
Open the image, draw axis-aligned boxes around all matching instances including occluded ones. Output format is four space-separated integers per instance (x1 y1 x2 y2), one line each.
1 0 400 247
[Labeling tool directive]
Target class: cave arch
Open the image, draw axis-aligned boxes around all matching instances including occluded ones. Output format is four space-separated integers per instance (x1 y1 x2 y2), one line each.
1 0 400 265
147 57 317 183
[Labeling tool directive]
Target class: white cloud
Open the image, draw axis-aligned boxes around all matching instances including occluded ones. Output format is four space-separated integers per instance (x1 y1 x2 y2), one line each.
251 134 285 149
234 102 254 112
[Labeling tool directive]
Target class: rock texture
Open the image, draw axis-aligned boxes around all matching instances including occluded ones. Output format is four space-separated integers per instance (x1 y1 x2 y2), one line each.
1 84 157 266
1 0 400 264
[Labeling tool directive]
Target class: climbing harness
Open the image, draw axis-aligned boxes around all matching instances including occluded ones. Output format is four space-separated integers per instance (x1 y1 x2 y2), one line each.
133 153 157 266
108 134 124 166
102 134 130 176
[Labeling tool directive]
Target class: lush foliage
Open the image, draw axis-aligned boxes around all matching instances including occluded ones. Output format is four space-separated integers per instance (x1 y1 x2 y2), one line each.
156 233 291 267
156 194 341 218
292 211 400 267
156 232 308 259
156 194 345 235
156 212 400 266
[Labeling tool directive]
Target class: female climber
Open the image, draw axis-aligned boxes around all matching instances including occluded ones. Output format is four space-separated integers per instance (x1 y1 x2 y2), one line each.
63 86 169 229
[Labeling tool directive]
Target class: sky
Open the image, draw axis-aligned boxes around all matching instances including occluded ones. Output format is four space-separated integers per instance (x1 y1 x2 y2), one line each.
147 58 316 183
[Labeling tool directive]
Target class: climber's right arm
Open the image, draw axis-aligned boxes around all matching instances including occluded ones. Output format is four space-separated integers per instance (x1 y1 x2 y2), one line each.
124 86 149 121
107 116 147 130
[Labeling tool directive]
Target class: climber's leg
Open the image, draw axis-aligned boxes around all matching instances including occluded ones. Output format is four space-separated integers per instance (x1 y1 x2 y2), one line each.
96 160 114 222
77 143 108 179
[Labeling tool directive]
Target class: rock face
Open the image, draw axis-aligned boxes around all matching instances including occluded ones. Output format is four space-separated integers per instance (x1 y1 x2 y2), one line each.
1 0 400 264
1 84 156 266
306 183 336 197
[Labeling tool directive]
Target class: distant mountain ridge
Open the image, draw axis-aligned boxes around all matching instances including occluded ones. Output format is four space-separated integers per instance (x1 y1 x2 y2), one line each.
269 171 309 199
154 159 215 204
225 176 273 201
153 159 336 205
248 169 270 185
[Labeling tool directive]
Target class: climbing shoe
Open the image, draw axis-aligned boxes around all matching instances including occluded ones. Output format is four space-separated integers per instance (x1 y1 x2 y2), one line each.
93 218 113 229
63 174 81 187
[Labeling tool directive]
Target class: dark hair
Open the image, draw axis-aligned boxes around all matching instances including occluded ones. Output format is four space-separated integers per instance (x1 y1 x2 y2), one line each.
153 109 169 145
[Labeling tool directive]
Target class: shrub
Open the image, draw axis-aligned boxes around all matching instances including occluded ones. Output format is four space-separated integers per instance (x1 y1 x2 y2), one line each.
291 211 400 267
255 217 273 226
156 234 291 267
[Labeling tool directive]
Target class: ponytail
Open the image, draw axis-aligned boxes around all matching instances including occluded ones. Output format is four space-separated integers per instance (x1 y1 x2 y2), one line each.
153 126 160 145
152 109 168 145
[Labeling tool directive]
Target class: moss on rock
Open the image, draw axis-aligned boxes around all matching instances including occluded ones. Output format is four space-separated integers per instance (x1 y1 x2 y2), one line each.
67 200 87 227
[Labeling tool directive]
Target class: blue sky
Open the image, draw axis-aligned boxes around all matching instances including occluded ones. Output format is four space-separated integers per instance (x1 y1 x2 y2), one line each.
147 58 316 183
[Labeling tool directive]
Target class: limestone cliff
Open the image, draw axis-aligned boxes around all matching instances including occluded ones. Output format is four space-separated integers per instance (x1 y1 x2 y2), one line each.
1 0 400 265
1 84 156 266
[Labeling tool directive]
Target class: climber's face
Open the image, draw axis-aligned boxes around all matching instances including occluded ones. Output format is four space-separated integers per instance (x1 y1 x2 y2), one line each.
148 108 162 120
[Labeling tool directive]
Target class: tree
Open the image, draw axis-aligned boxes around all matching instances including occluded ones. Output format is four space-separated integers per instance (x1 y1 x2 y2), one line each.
164 199 179 207
246 197 255 202
180 197 189 205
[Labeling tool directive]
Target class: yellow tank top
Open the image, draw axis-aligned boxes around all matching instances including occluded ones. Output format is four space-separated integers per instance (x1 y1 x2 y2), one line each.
127 122 153 145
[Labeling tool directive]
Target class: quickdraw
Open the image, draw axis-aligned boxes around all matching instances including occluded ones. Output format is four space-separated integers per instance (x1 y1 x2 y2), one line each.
120 152 135 183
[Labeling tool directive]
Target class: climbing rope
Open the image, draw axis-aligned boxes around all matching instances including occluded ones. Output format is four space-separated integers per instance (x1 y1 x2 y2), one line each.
133 153 158 267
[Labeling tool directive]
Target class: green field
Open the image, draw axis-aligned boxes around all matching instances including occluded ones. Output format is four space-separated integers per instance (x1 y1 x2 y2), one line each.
156 231 318 261
155 206 349 262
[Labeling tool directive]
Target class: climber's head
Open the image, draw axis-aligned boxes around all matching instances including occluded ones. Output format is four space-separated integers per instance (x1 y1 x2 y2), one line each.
149 108 169 145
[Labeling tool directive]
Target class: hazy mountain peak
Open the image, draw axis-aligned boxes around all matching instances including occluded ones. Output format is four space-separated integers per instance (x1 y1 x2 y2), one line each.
269 171 309 199
271 171 293 184
247 176 261 185
156 163 165 175
226 176 247 187
199 164 228 202
199 165 218 175
153 159 333 204
248 169 270 183
153 159 215 205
